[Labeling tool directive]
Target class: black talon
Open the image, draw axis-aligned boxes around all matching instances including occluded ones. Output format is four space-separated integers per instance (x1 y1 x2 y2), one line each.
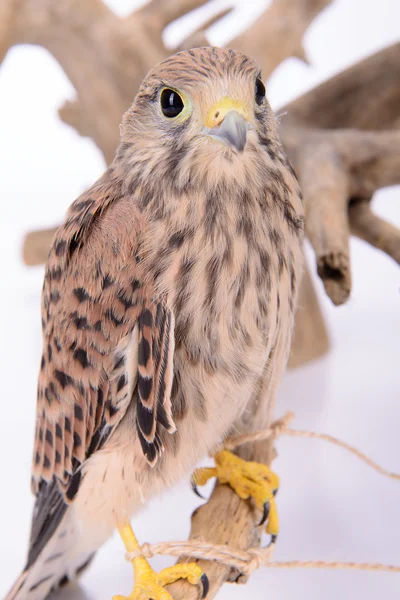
200 573 210 598
191 480 206 499
259 501 270 526
269 534 278 545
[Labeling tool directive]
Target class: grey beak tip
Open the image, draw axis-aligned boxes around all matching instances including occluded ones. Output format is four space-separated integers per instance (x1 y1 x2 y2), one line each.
208 110 248 152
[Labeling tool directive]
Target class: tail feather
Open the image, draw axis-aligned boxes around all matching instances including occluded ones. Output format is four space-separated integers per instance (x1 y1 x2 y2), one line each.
53 552 95 591
4 511 94 600
4 571 29 600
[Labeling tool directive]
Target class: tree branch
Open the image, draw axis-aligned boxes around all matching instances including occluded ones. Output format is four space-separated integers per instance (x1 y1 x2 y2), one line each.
288 261 329 368
166 419 281 599
278 43 400 304
349 199 400 265
22 226 57 267
132 0 210 33
283 42 400 130
282 127 400 304
179 8 233 51
180 0 332 78
229 0 332 79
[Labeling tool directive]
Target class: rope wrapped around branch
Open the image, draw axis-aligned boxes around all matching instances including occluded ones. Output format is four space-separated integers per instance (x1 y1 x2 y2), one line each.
128 541 274 576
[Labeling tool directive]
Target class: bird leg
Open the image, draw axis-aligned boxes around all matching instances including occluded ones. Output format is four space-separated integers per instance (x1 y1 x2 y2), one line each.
192 450 280 543
113 523 209 600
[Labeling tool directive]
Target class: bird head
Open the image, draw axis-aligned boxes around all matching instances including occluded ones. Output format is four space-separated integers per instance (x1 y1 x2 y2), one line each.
119 47 280 190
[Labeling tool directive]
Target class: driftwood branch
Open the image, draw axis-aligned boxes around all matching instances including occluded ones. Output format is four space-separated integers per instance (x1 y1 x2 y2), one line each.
22 227 56 267
349 199 400 265
180 0 332 77
288 261 329 368
282 127 400 304
132 0 210 33
179 8 234 50
283 42 400 131
220 0 331 79
167 481 263 599
166 417 280 600
279 43 400 304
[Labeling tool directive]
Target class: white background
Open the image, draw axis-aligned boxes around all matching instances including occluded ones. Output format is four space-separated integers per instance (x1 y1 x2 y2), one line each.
0 1 399 598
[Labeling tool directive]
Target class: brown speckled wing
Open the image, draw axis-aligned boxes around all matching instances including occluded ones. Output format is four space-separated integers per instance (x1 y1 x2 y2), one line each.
136 304 176 465
32 167 176 508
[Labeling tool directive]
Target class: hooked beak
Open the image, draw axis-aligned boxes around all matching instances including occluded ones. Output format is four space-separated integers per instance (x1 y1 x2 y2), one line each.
204 97 249 153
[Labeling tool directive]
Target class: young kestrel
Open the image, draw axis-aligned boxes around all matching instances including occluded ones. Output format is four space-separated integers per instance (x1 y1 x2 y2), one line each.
7 47 303 600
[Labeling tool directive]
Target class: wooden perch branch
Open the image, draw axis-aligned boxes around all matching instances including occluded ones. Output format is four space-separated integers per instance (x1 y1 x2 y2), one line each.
179 8 234 50
0 0 168 162
227 0 332 78
167 480 263 599
283 42 400 130
349 200 400 265
22 226 56 267
133 0 210 33
288 262 329 368
166 417 280 599
279 43 400 304
281 127 400 304
180 0 332 78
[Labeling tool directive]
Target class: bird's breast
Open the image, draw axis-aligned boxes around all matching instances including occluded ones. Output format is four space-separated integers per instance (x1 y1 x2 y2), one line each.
145 180 302 377
167 229 287 376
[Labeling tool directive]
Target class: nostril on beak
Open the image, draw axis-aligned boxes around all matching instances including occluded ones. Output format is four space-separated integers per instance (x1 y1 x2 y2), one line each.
213 111 221 127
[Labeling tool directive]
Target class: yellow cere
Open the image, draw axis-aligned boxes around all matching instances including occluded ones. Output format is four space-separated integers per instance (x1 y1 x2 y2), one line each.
205 96 250 129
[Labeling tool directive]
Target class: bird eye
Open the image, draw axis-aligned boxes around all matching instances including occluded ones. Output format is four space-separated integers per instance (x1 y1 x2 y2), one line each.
255 78 266 106
160 88 184 118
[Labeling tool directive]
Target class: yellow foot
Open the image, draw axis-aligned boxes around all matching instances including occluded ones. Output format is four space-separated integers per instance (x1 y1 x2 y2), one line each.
192 450 280 543
113 523 209 600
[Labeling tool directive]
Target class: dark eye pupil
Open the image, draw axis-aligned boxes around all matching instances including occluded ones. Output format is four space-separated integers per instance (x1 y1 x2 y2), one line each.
160 88 184 117
255 78 266 105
